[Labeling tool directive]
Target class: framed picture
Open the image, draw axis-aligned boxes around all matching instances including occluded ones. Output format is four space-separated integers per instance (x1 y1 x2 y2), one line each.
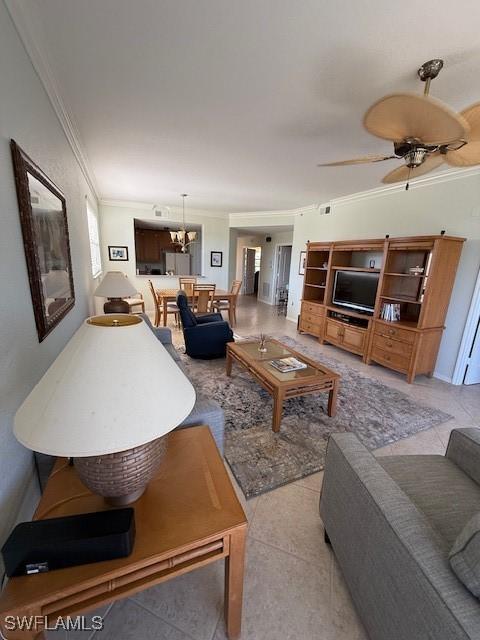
210 251 223 267
11 140 75 342
298 250 307 275
108 245 129 261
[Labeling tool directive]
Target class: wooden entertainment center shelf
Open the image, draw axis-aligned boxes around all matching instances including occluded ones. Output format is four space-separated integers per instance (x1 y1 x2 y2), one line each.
298 235 465 383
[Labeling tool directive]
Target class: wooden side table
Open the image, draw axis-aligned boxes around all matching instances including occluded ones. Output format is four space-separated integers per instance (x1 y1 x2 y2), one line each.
0 427 247 639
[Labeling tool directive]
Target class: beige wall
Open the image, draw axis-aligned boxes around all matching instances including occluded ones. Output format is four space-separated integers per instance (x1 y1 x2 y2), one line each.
0 2 99 553
100 202 230 311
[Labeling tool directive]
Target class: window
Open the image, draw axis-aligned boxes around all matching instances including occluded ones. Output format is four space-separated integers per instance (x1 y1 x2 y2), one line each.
86 202 102 278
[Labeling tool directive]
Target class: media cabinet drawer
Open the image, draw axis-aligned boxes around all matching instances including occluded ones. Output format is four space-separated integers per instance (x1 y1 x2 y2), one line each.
372 334 413 357
302 312 323 326
302 302 324 317
300 320 323 337
371 346 411 372
374 322 415 344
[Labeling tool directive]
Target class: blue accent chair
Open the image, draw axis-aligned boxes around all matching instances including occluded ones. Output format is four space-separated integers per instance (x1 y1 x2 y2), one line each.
176 290 234 359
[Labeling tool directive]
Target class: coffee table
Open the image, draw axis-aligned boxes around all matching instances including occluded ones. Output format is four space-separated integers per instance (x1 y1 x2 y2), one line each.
0 426 247 640
226 339 340 432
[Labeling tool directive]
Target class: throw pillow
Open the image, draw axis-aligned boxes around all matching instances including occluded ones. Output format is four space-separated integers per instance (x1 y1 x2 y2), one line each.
449 512 480 598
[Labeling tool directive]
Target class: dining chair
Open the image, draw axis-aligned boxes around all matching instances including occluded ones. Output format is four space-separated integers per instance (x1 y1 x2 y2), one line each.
213 279 241 325
193 283 216 314
147 280 163 327
178 277 197 306
123 292 145 314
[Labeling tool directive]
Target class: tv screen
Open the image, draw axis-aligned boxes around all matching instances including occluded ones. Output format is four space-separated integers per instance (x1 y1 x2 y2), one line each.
333 270 379 314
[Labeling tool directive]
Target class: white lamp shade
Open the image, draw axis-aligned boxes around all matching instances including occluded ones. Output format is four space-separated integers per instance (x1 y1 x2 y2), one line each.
94 271 138 298
14 316 196 457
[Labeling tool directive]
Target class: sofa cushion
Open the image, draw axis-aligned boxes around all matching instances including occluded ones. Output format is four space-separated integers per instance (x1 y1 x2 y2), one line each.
379 455 480 549
449 512 480 598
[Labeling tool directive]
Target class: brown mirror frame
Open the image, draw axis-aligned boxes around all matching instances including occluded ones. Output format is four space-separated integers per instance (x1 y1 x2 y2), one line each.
11 140 75 342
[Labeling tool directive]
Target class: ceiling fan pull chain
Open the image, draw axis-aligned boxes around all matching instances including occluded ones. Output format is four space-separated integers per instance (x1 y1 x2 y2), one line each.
405 166 412 191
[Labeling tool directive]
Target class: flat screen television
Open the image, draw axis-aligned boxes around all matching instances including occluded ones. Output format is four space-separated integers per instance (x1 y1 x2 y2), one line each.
332 270 379 314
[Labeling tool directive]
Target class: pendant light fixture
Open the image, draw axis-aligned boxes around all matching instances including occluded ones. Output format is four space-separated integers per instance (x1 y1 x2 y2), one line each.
169 194 197 253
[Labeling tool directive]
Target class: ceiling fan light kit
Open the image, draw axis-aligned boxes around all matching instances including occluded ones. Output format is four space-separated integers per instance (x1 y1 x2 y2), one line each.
319 59 480 187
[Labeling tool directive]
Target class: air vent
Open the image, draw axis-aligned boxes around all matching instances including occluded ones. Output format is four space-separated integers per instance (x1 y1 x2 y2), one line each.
154 206 171 218
318 204 331 215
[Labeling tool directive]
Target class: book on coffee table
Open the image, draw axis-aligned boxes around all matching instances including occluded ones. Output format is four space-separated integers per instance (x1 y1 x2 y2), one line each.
269 357 307 373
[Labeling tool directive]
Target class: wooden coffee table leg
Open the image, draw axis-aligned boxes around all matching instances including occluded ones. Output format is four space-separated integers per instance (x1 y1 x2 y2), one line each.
272 391 284 432
225 526 247 640
327 379 339 417
226 351 233 376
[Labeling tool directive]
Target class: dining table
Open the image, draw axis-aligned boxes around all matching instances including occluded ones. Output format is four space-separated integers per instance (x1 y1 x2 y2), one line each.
156 287 236 326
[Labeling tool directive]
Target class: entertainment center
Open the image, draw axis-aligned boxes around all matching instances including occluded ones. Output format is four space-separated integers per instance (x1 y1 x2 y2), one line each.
298 235 465 383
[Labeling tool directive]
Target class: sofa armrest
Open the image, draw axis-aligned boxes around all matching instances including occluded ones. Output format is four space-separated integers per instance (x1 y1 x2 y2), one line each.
151 326 173 346
196 313 224 324
320 433 480 640
446 428 480 486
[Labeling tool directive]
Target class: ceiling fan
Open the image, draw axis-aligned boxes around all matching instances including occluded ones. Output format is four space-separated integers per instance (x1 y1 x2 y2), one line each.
318 59 480 187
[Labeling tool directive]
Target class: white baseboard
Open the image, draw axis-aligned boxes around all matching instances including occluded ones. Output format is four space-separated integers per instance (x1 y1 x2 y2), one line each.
257 296 273 306
433 372 454 384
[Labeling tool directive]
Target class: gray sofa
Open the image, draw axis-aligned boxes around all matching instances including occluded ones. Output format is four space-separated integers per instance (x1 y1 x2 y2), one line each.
35 315 224 490
320 428 480 640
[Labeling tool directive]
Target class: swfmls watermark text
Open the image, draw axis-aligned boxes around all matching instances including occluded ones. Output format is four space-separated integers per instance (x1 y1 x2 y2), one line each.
1 614 104 638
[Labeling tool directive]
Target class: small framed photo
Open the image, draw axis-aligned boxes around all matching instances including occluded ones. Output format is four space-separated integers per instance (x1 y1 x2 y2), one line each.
108 246 129 261
298 250 307 275
210 251 223 267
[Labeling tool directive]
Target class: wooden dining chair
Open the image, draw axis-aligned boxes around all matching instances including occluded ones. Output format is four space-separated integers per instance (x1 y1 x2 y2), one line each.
214 280 241 325
123 292 145 314
193 283 216 314
178 277 197 306
148 280 163 327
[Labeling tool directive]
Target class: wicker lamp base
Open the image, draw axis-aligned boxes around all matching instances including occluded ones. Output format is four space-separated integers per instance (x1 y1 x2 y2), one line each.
75 436 168 506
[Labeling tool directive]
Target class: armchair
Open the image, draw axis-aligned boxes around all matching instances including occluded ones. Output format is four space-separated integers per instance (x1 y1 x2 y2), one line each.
176 290 234 359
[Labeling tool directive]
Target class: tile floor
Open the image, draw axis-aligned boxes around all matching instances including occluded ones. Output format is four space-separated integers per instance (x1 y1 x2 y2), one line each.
47 296 479 640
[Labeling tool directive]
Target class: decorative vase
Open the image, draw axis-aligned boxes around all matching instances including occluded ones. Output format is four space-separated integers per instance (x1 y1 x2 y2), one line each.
258 334 268 353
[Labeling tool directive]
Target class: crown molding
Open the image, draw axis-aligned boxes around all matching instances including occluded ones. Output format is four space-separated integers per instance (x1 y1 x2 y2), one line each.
5 0 99 199
101 199 155 211
331 165 480 207
229 203 319 220
100 198 229 219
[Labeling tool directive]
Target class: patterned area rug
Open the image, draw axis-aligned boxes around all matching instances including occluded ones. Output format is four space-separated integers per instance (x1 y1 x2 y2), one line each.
178 336 452 498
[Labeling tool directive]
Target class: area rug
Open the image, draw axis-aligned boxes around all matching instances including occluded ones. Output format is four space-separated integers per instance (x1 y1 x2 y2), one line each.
178 336 452 498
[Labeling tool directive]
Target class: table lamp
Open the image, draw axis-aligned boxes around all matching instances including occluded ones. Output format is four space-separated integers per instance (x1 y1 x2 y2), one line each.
14 315 196 505
94 271 138 313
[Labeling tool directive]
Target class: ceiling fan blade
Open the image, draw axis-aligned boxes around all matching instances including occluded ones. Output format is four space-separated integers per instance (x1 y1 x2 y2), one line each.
446 102 480 166
364 93 469 145
318 154 396 167
381 153 445 184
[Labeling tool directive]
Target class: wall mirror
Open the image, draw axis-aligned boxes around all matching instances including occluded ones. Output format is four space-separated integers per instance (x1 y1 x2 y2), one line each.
11 140 75 342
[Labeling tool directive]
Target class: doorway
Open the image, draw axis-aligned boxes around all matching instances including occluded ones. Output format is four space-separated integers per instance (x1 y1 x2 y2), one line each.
464 316 480 384
274 244 292 308
243 246 262 296
453 266 480 385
